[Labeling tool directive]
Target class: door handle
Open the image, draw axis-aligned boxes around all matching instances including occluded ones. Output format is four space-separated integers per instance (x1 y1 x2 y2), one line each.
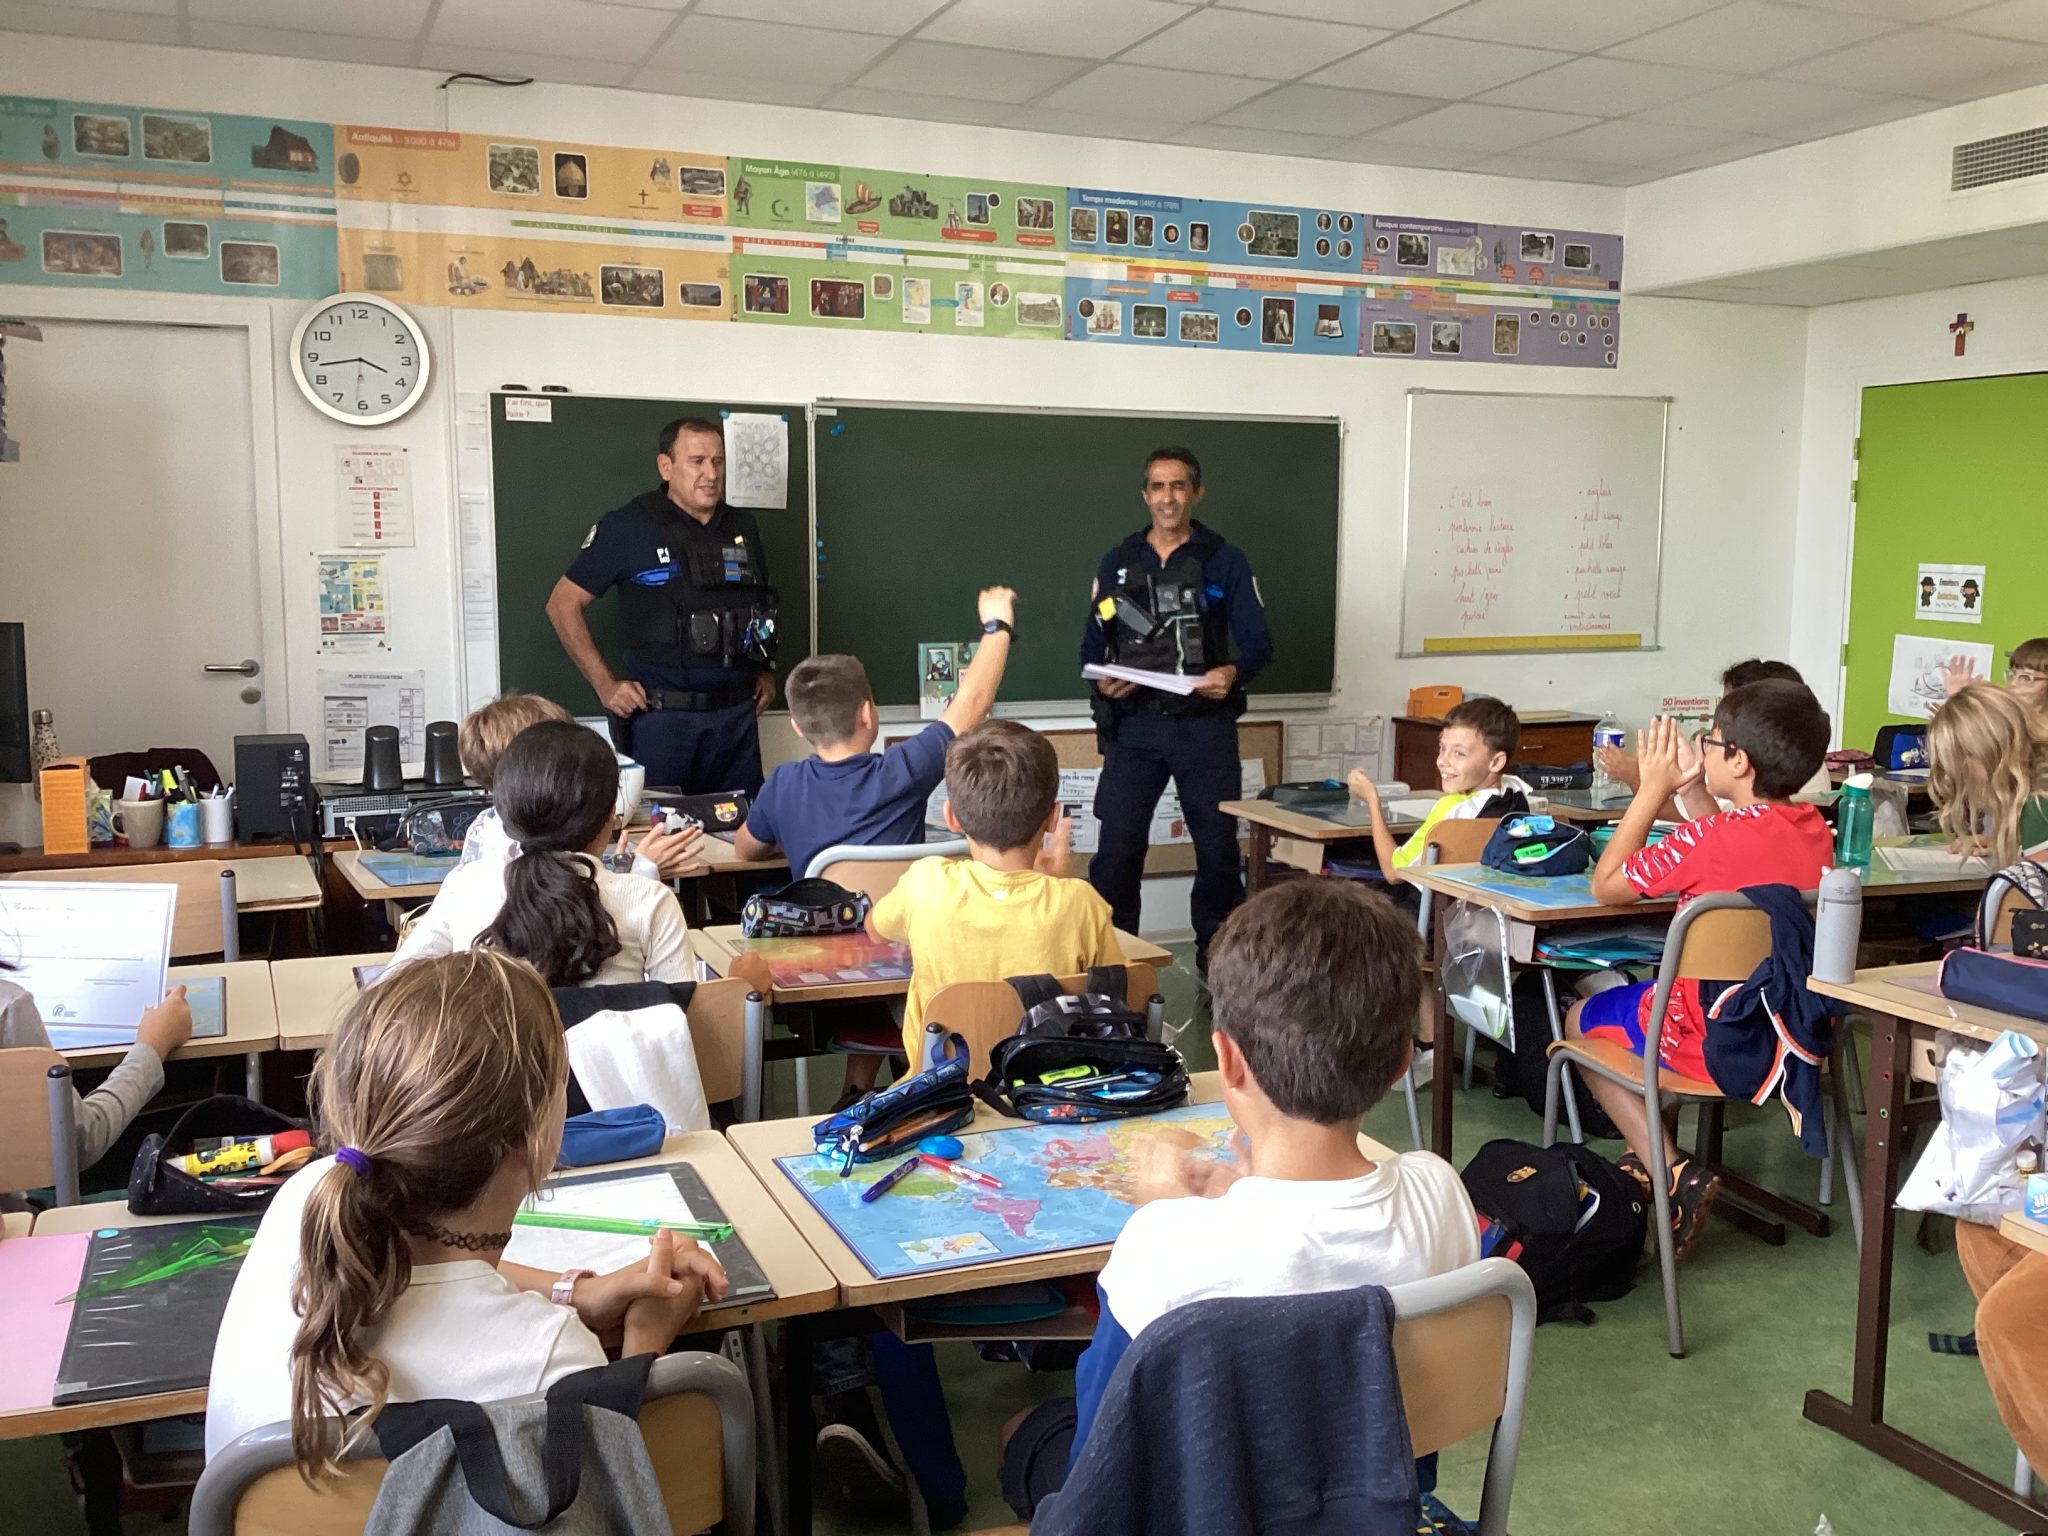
204 659 261 677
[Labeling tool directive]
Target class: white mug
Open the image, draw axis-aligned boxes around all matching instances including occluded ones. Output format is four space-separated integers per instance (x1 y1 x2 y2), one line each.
201 796 234 845
616 759 646 821
113 797 164 850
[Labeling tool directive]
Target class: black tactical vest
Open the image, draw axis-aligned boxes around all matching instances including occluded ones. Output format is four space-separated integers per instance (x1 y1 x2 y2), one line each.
615 492 777 669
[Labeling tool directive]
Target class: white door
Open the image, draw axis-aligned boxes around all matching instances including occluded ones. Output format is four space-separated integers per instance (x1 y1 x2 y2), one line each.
0 318 273 799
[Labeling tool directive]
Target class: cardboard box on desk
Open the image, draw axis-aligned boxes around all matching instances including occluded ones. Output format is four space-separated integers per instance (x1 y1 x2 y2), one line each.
38 755 89 855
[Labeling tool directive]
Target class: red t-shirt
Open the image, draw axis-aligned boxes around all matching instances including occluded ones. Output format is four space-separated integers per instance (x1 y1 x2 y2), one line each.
1622 802 1834 905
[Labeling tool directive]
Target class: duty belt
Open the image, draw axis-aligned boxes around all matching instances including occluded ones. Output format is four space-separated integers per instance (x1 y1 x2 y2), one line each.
645 685 751 712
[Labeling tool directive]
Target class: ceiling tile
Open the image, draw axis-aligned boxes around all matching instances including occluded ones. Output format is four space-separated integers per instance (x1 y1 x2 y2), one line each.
1634 75 1916 131
1041 62 1272 120
650 14 894 85
917 0 1194 59
853 40 1091 101
856 39 1097 100
1169 122 1344 155
1372 100 1598 149
420 42 637 86
1800 92 1943 134
1323 135 1483 168
0 1 180 40
36 0 175 13
1217 0 1469 22
1422 0 1724 51
1949 0 2048 42
1534 117 1756 164
1640 133 1789 172
1607 2 1902 69
1776 26 2048 98
1000 105 1165 139
1790 0 1987 18
1309 33 1569 95
1480 56 1733 116
823 86 1016 125
692 0 948 33
190 21 419 63
188 0 430 40
1122 10 1388 79
1469 151 1633 182
625 65 834 106
429 0 673 65
1211 81 1440 134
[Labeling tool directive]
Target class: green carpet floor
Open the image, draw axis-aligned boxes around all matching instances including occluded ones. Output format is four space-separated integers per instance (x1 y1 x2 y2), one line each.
3 951 2027 1535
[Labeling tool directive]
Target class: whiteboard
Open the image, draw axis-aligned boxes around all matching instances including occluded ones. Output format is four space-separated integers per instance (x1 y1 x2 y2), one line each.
1399 390 1669 656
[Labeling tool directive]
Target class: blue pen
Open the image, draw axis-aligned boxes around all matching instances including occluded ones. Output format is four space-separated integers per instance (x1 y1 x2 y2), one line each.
860 1153 923 1204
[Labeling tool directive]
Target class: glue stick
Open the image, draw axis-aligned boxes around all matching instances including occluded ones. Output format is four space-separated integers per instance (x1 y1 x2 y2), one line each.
173 1130 311 1178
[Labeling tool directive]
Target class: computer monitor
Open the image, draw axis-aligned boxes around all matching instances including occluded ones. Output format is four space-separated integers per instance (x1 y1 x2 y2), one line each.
0 622 28 783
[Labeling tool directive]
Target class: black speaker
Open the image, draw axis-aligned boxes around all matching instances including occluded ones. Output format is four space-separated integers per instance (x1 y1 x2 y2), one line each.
0 622 27 785
234 733 313 838
422 720 462 787
362 725 403 791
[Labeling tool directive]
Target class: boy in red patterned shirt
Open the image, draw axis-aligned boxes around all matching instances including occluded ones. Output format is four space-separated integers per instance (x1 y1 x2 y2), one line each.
1571 679 1834 1258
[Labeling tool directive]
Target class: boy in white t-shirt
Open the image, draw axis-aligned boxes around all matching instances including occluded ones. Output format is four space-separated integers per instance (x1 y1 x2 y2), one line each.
999 878 1479 1518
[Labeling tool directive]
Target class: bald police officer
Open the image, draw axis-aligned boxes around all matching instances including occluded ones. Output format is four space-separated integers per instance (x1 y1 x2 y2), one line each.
1083 446 1271 970
546 416 778 794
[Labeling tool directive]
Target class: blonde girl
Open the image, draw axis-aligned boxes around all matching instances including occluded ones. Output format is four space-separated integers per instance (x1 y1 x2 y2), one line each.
1929 682 2048 868
204 951 724 1477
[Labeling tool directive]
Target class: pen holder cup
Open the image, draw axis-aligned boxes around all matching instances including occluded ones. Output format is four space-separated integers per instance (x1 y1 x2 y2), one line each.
165 800 202 849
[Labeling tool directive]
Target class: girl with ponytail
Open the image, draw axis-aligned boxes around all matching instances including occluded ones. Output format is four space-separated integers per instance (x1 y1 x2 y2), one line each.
203 951 726 1477
391 719 692 986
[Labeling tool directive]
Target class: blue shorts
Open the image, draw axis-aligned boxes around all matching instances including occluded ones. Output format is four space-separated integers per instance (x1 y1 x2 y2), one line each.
1579 978 1713 1084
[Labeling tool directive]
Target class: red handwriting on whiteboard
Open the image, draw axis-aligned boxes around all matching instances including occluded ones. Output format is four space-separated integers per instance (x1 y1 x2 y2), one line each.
1442 490 1516 629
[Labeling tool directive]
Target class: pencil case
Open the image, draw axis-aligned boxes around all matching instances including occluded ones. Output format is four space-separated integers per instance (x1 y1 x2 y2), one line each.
812 1038 974 1169
128 1095 311 1216
1480 815 1592 877
556 1104 666 1169
978 1037 1190 1124
1519 763 1593 790
1939 946 2048 1024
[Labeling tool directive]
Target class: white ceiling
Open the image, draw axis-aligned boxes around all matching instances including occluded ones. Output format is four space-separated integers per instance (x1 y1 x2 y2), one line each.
8 0 2048 186
1645 223 2048 302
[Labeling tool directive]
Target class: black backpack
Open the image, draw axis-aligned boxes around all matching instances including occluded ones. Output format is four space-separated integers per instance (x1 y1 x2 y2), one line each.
974 967 1189 1123
1475 971 1623 1142
1460 1138 1645 1324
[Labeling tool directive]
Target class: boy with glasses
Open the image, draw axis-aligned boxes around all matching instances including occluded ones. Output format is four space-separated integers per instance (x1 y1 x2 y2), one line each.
1569 679 1834 1257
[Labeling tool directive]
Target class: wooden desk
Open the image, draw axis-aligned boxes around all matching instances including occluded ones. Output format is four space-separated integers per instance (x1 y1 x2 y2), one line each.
333 846 445 902
57 960 278 1102
1998 1209 2048 1260
269 951 391 1051
731 1070 1392 1533
1392 711 1598 795
1221 798 1421 895
1534 786 1633 825
12 1131 838 1443
691 924 1173 1004
4 856 321 912
0 838 348 875
1802 962 2048 1529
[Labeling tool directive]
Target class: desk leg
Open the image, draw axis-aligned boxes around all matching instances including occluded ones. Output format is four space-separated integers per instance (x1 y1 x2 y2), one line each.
1430 889 1455 1161
781 1315 816 1536
1246 824 1273 896
79 1427 122 1536
244 1051 264 1104
1800 1013 2048 1528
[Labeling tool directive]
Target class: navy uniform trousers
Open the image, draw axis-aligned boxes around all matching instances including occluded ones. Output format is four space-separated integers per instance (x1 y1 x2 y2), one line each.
1089 709 1244 966
624 696 765 796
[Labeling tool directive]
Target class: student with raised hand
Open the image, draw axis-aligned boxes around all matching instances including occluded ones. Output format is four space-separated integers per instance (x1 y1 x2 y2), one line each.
392 719 692 986
1345 696 1531 881
0 964 190 1210
205 950 725 1471
1929 681 2048 866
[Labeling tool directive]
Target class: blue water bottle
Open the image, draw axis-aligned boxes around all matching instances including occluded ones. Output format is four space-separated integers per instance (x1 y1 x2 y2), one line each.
1834 774 1874 869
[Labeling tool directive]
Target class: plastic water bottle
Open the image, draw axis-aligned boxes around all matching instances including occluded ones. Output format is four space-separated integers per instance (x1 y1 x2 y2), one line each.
1834 773 1875 869
1592 712 1625 798
1813 865 1865 984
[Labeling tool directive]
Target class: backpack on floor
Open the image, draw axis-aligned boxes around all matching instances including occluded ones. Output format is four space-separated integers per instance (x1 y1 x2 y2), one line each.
1469 971 1623 1142
1460 1138 1645 1325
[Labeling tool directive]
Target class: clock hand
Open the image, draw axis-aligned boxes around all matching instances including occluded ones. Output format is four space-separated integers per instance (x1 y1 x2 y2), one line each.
356 356 388 374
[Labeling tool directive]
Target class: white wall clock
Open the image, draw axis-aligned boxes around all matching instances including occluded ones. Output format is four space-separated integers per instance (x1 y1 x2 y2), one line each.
290 293 430 426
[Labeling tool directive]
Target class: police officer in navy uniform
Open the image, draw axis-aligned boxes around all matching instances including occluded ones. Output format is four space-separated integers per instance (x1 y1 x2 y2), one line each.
1083 446 1271 970
546 416 778 794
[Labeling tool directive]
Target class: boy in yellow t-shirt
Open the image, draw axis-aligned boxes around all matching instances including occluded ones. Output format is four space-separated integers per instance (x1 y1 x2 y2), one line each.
1345 696 1532 881
871 720 1122 1060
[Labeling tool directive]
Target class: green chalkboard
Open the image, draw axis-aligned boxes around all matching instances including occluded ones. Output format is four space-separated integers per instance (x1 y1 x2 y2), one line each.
814 405 1340 706
1847 375 2048 746
487 393 812 712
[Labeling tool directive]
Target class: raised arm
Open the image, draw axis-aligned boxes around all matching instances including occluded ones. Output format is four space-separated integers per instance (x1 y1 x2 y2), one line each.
940 587 1017 734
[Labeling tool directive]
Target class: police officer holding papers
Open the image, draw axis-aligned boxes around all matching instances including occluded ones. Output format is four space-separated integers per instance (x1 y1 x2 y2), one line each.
1083 447 1271 969
546 416 778 794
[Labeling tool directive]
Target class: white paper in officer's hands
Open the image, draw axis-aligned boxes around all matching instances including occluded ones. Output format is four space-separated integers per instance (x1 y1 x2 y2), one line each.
1083 664 1199 696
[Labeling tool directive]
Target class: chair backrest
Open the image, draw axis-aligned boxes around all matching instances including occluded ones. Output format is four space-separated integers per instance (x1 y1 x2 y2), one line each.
0 1046 74 1201
1659 892 1780 982
924 964 1160 1077
682 975 756 1115
1426 816 1500 868
1388 1258 1536 1536
188 1351 752 1536
806 839 970 900
7 862 231 958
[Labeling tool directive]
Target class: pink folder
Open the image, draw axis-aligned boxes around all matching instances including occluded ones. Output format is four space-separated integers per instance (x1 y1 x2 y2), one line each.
0 1233 90 1414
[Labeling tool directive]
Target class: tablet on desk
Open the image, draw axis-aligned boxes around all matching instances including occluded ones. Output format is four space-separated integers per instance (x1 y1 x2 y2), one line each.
44 975 225 1052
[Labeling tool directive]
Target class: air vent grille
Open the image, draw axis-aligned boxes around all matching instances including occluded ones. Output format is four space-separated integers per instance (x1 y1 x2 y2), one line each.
1953 126 2048 192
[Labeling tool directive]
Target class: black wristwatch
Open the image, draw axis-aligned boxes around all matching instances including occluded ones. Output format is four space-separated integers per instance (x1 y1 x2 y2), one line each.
982 619 1016 641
